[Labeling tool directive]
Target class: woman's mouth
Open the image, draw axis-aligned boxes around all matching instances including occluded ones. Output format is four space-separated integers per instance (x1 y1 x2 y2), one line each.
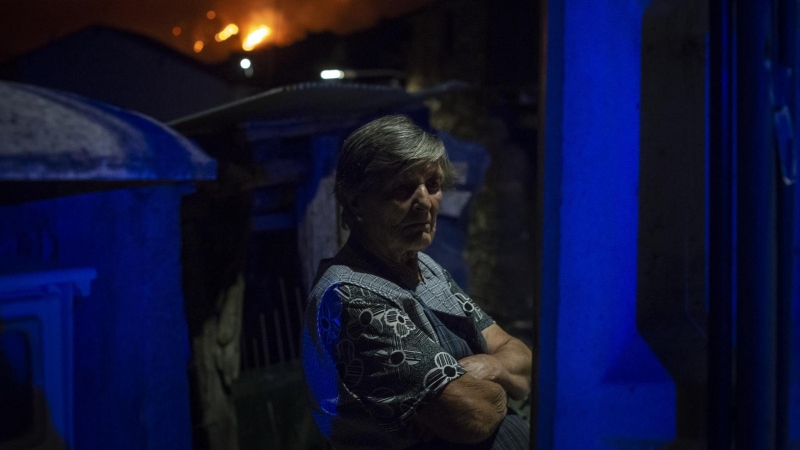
402 222 432 235
405 222 429 229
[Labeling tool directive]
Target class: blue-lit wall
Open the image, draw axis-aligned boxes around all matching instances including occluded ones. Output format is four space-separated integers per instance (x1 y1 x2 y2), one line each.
794 152 800 440
0 185 193 450
540 0 675 448
541 0 800 448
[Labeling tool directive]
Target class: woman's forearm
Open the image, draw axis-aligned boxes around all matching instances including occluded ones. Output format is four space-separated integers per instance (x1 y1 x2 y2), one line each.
491 338 532 400
469 324 533 400
414 372 508 443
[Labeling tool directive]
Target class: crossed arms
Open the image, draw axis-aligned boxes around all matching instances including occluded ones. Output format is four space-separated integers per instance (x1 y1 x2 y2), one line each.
317 284 532 445
413 324 532 443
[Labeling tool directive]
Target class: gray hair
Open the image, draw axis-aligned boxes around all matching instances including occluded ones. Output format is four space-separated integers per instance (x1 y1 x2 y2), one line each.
334 115 456 229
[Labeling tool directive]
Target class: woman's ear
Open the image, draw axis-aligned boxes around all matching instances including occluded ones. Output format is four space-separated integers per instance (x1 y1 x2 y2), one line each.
342 191 361 218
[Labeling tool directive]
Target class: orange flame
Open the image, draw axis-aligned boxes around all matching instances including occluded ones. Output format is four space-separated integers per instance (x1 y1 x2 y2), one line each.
215 24 239 42
242 25 271 51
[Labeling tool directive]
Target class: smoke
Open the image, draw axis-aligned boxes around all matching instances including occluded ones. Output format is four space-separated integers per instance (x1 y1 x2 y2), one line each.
0 0 433 63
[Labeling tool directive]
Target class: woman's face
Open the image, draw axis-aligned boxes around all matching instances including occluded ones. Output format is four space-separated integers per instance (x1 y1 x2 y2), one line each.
354 162 444 260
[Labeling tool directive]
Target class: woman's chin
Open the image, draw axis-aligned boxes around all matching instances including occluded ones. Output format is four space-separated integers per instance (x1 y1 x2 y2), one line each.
406 231 434 252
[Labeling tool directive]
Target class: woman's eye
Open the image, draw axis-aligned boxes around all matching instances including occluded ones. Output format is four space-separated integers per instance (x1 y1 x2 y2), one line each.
426 179 441 193
390 185 414 199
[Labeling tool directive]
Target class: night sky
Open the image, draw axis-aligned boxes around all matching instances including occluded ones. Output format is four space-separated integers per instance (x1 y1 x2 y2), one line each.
1 0 433 63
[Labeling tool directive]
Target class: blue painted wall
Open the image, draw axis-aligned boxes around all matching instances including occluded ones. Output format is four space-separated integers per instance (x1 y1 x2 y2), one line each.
541 1 676 448
542 0 800 447
0 185 194 449
793 165 800 441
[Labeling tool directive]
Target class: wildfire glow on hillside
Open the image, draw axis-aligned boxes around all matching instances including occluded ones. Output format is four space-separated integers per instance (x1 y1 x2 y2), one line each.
215 24 239 42
184 5 286 57
241 25 271 51
0 0 434 63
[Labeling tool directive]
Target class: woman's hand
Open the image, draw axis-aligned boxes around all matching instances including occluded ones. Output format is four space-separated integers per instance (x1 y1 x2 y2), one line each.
458 354 506 384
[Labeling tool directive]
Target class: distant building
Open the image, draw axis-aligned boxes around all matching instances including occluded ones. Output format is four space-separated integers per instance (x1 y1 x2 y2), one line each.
1 26 247 122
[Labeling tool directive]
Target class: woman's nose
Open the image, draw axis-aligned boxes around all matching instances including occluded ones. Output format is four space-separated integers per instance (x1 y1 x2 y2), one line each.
412 184 432 211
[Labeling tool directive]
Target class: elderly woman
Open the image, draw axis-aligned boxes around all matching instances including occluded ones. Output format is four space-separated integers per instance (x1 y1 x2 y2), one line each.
302 115 531 449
